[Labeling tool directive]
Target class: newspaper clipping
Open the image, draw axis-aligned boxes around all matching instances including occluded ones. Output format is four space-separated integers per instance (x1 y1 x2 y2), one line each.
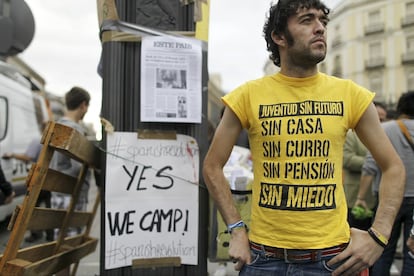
141 35 202 123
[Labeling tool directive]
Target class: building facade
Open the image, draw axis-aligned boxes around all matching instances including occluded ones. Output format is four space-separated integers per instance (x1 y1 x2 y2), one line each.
324 0 414 107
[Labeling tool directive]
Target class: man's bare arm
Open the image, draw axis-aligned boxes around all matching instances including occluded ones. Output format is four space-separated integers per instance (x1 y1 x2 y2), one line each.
354 173 374 209
331 103 405 275
202 107 250 269
355 104 405 237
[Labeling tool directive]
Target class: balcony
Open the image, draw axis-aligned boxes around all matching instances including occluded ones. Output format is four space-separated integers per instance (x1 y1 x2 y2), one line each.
331 36 342 48
365 57 385 69
402 52 414 64
401 14 414 28
364 23 385 35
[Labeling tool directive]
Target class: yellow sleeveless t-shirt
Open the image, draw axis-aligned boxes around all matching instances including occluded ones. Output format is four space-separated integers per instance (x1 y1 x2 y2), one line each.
222 72 374 249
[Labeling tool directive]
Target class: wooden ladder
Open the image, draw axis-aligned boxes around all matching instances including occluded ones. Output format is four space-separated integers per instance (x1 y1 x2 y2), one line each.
0 121 101 275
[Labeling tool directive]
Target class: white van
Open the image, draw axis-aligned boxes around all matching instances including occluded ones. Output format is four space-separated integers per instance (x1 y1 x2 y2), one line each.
0 60 48 222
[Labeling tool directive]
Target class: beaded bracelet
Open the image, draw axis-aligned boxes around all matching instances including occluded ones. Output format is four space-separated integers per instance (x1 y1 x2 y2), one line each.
368 227 388 248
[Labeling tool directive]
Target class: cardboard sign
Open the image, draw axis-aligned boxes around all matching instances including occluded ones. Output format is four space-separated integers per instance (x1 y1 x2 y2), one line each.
104 132 199 269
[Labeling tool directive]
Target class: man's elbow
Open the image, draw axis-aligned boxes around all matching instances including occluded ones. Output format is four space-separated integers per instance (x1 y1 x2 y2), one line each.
202 156 222 187
202 157 215 183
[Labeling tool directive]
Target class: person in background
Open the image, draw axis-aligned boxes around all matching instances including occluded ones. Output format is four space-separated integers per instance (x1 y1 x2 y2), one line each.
51 86 91 222
2 122 54 242
374 101 388 122
0 165 14 205
386 109 399 121
357 92 414 275
51 86 91 276
203 0 405 275
343 102 387 230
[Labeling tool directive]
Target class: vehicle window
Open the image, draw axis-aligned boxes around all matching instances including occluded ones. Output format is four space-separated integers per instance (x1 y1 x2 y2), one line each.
0 97 8 141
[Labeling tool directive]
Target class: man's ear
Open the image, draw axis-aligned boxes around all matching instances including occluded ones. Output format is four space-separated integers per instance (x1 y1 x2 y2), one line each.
271 31 285 47
81 101 89 110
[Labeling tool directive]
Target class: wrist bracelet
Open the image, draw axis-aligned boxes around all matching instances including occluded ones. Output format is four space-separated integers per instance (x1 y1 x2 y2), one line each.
227 220 248 234
368 227 388 248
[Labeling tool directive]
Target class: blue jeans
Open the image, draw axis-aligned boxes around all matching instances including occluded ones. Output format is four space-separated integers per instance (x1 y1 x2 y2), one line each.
372 196 414 276
239 246 344 276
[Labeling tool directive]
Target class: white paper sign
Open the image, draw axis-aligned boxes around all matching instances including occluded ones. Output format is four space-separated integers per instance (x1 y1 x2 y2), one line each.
104 132 199 269
141 35 202 123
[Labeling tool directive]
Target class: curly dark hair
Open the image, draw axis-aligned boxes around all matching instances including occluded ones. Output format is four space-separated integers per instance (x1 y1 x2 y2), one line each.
263 0 330 67
397 91 414 118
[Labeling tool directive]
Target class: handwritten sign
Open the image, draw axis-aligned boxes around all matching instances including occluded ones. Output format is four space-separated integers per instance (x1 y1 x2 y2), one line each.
104 132 199 270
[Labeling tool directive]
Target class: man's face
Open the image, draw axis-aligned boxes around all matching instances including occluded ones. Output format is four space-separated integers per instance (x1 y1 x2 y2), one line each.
283 7 329 66
376 106 387 122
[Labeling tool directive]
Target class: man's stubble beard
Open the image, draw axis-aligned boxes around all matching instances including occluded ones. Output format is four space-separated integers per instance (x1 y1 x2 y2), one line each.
284 29 326 67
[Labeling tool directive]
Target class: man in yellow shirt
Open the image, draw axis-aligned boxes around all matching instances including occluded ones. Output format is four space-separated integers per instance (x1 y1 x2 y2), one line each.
203 0 405 275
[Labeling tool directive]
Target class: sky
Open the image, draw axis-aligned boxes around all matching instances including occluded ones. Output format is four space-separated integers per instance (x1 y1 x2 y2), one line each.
19 0 341 138
20 0 102 136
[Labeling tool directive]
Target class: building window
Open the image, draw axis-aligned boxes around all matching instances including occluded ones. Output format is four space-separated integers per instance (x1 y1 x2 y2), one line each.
332 25 342 47
369 73 383 98
332 55 342 77
365 42 385 69
369 41 382 59
368 10 381 24
407 70 414 90
407 2 414 15
402 37 414 64
402 2 414 27
334 55 341 67
365 10 384 34
407 36 414 52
